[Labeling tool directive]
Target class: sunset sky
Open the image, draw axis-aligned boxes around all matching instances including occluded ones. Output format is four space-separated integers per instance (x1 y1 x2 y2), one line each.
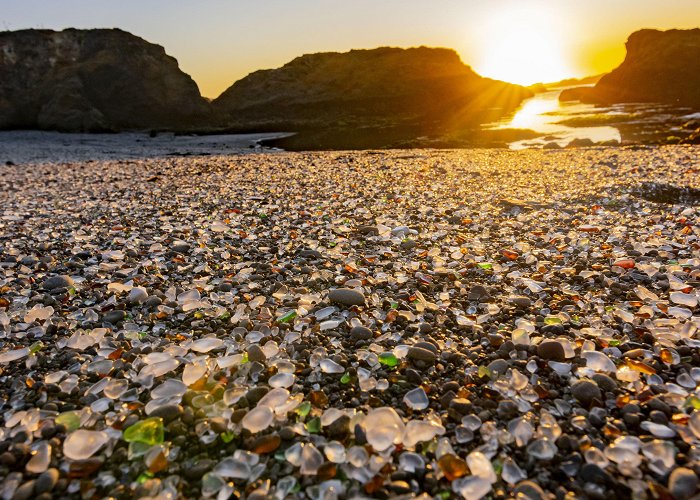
2 0 699 98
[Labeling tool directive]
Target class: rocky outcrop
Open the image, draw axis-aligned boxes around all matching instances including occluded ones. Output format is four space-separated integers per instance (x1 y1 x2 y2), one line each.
213 47 532 132
0 28 210 131
560 29 700 108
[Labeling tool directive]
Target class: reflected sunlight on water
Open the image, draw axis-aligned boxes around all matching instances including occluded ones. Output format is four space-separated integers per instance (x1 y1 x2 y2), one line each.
485 87 621 149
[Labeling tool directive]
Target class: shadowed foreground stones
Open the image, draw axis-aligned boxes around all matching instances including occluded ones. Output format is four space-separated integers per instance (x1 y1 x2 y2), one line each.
537 341 566 362
669 467 699 499
103 310 126 325
571 380 602 406
246 344 267 363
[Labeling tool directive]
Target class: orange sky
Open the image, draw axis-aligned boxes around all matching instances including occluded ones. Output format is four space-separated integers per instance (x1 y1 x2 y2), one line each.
2 0 699 97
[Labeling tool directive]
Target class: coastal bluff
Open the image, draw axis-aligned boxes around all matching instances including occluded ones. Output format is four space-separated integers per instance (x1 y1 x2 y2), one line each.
560 29 700 108
0 28 211 131
213 46 533 133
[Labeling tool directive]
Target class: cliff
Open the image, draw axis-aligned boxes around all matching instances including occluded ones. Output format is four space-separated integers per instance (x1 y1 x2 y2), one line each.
213 47 532 132
0 28 211 131
560 29 700 108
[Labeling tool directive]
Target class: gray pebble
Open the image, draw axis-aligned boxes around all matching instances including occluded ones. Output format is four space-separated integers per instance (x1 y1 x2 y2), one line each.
144 296 163 308
509 295 532 308
537 340 566 361
246 344 266 363
591 373 618 392
350 326 373 340
103 310 126 324
328 288 365 306
12 480 35 500
35 469 59 494
172 243 190 254
42 275 73 290
468 285 490 301
669 467 698 499
149 404 184 422
407 346 436 363
571 379 602 406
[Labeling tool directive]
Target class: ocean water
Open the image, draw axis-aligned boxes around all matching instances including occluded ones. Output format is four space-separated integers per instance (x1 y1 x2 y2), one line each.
0 131 291 164
484 86 696 149
484 87 621 149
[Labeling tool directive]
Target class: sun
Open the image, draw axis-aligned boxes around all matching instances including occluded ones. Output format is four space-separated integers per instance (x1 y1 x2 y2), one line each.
471 2 575 85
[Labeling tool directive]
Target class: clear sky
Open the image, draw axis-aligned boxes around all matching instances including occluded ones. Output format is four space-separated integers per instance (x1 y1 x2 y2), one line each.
1 0 699 98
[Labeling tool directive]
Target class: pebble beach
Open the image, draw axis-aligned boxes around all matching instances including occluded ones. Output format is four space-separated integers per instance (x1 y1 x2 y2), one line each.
1 144 700 499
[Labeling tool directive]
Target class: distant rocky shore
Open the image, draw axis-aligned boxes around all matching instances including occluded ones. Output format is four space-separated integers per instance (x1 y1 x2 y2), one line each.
0 29 211 131
0 27 698 149
211 47 532 139
560 29 700 108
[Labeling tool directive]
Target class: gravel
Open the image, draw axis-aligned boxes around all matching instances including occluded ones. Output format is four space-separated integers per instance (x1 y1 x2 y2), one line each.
0 145 699 499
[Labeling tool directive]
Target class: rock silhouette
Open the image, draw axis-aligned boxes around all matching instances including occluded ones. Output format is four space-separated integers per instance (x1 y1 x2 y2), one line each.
213 46 532 133
0 28 211 131
560 29 700 108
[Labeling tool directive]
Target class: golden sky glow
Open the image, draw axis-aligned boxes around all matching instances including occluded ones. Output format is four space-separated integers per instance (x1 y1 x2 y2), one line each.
2 0 699 97
470 1 576 84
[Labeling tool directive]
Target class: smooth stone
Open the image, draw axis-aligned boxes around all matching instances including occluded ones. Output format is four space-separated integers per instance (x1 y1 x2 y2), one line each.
509 296 532 308
149 404 184 422
407 346 436 364
144 296 162 308
357 225 379 235
497 400 519 419
42 275 73 290
328 288 365 306
449 398 472 415
418 322 432 334
537 341 566 362
12 480 35 500
579 463 611 484
591 373 617 392
103 310 126 324
172 243 190 254
669 467 698 499
246 387 268 404
468 285 490 301
350 326 373 340
413 341 438 354
298 248 323 259
247 345 266 363
571 380 602 407
35 469 59 494
184 458 215 479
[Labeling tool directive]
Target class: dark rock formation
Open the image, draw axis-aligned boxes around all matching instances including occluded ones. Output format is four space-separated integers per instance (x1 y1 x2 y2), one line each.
0 28 210 131
213 47 532 134
560 29 700 108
